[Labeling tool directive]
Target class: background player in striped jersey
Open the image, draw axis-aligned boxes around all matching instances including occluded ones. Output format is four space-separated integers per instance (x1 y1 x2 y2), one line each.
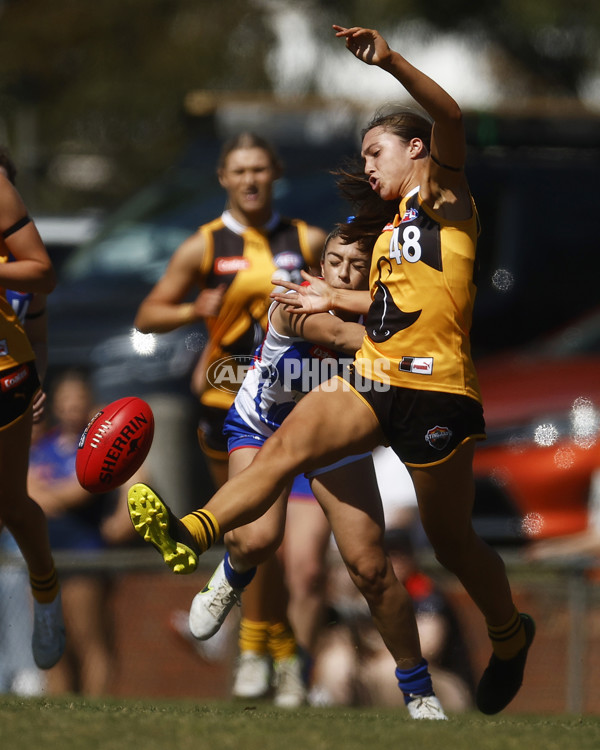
134 132 327 704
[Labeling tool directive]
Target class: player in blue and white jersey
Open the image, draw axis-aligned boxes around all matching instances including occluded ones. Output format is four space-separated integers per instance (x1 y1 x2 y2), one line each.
203 228 373 704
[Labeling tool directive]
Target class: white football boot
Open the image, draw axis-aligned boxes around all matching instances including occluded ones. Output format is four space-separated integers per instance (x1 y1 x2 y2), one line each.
273 655 307 708
406 694 448 720
189 559 242 640
232 651 272 699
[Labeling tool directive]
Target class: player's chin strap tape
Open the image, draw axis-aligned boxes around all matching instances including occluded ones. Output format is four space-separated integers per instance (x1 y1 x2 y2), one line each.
2 215 32 239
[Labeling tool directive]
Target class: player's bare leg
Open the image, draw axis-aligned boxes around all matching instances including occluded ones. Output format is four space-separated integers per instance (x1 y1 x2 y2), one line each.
312 455 445 719
201 379 383 534
410 442 535 714
0 406 65 669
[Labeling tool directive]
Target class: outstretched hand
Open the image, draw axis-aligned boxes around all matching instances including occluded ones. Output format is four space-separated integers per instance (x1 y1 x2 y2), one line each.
270 271 335 315
332 25 392 67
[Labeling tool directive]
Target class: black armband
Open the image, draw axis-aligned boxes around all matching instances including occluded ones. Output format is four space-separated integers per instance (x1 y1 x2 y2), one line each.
25 307 46 320
2 215 32 239
430 152 463 173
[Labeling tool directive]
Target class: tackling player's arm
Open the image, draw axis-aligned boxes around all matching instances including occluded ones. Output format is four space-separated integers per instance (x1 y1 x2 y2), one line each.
134 231 225 333
273 303 364 356
271 271 371 317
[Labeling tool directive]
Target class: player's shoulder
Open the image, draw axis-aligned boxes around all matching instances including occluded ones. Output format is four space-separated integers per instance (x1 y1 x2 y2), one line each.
201 215 228 233
0 174 26 224
173 225 208 261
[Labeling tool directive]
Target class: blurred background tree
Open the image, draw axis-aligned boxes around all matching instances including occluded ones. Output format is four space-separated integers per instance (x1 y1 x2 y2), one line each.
0 0 273 210
0 0 599 213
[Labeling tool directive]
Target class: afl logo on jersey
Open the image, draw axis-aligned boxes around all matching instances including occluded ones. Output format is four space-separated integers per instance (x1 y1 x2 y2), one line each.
214 257 250 275
400 208 419 224
400 207 419 223
424 425 452 451
273 251 303 272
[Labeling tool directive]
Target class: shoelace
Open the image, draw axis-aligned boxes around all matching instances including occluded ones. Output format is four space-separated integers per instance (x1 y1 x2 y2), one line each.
206 581 241 617
408 694 444 718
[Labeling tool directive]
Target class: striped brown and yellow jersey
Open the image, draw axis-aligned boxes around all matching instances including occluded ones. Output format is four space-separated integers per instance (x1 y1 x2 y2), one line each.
196 210 317 411
0 252 35 372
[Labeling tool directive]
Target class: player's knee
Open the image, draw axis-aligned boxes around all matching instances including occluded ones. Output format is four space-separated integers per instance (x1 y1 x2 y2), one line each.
289 559 326 597
346 552 389 604
226 527 282 567
430 534 471 573
0 493 41 530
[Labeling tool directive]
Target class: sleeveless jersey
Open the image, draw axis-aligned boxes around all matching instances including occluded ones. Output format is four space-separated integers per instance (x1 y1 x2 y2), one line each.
230 302 349 438
355 188 482 402
0 253 35 372
197 210 316 411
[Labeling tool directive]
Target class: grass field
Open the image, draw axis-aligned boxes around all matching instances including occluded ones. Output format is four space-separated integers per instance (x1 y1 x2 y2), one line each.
0 697 599 750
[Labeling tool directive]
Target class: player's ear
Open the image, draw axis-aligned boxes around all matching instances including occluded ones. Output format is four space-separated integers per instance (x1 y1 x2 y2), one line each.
409 138 425 159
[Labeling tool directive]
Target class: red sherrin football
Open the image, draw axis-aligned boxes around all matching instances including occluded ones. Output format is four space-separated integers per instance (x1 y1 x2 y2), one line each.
76 396 154 493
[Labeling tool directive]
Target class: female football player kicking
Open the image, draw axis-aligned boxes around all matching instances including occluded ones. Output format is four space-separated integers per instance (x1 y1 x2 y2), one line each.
128 23 535 719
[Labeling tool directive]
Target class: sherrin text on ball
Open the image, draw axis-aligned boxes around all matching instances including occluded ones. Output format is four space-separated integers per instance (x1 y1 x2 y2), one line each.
76 396 154 493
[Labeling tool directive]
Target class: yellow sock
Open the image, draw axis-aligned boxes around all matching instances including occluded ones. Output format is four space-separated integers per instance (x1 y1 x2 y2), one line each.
181 509 220 552
239 618 269 655
30 567 60 604
267 621 297 662
488 607 526 660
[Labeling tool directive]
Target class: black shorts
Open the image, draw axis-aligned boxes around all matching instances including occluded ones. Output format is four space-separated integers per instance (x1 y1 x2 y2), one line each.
346 370 486 467
197 403 229 459
0 361 40 430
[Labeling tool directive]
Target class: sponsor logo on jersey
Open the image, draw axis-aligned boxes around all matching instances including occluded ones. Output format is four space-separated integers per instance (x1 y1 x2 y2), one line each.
273 251 303 271
0 363 29 392
399 356 433 375
382 222 395 232
400 207 419 223
214 257 250 275
425 425 453 451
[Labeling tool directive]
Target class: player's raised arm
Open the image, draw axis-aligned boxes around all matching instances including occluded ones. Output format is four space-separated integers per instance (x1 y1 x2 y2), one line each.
333 24 466 182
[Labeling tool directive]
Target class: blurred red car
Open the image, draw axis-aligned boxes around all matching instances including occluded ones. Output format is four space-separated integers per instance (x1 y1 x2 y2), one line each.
472 308 600 544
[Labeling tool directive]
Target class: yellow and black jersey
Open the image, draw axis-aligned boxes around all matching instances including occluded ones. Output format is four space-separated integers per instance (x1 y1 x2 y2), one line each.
0 249 35 372
197 210 316 410
355 188 482 403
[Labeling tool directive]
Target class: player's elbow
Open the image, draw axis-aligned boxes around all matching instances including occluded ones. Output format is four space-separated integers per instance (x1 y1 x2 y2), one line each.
38 263 57 294
134 307 153 333
134 320 152 334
